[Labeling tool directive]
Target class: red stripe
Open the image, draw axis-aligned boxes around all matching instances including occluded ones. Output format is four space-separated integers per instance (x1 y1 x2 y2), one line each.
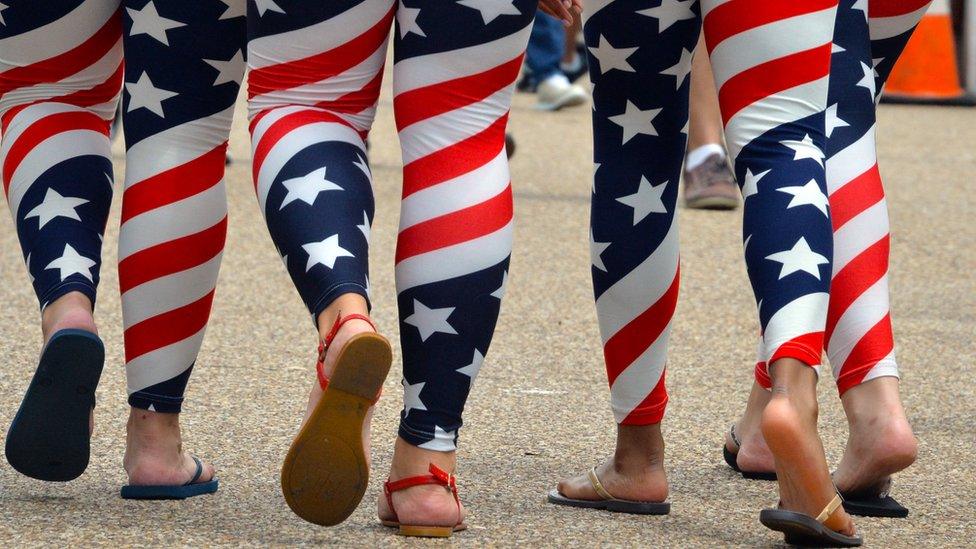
703 0 837 53
394 184 512 263
3 110 108 194
869 0 931 17
718 44 832 125
0 13 121 99
828 164 884 230
248 109 271 135
247 5 394 99
121 142 227 224
124 290 216 362
402 114 508 198
835 314 894 395
604 268 680 386
619 373 668 426
394 54 523 131
56 61 124 109
315 69 384 115
118 218 227 294
768 331 823 366
754 361 772 389
825 235 889 340
251 109 355 189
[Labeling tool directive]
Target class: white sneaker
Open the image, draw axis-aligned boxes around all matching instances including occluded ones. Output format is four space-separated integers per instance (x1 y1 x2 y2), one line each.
535 73 588 111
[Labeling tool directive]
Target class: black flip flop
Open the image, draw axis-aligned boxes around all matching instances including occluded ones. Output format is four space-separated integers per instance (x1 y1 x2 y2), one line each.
5 329 104 482
547 467 670 515
840 478 909 518
120 456 219 500
760 494 863 547
723 424 776 481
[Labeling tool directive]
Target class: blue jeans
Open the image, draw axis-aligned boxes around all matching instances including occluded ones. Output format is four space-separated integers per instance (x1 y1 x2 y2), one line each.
525 11 564 82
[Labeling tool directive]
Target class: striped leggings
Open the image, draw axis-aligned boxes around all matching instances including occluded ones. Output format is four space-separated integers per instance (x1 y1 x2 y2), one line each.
0 0 245 413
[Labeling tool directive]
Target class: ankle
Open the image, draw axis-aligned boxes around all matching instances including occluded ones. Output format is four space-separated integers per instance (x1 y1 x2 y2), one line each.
613 423 665 471
390 437 457 479
40 292 95 341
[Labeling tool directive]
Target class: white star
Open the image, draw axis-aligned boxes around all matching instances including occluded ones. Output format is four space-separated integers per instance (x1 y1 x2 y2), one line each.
254 0 285 16
608 100 661 144
357 211 371 241
279 167 343 210
418 425 457 451
781 134 825 167
104 172 114 190
352 153 371 181
680 117 689 135
397 1 426 38
637 0 696 33
851 0 868 20
126 1 185 46
590 231 611 272
831 43 846 54
0 3 8 26
741 168 771 199
203 50 243 86
743 234 752 252
457 0 520 24
26 253 34 283
616 176 668 225
592 163 601 194
660 48 693 89
777 179 829 217
302 234 354 272
218 0 245 19
587 34 638 74
364 275 371 298
872 57 884 77
402 379 428 417
856 61 875 96
24 189 88 229
45 244 96 282
404 300 457 341
825 104 849 138
456 349 484 378
765 237 829 280
490 271 507 300
125 72 178 117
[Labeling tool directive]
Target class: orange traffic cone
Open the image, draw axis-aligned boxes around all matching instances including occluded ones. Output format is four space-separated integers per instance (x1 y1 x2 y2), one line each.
883 0 974 105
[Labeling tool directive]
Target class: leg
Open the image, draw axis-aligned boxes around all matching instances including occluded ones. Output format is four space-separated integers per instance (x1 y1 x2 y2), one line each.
117 0 245 491
1 0 122 481
378 0 535 531
552 0 699 507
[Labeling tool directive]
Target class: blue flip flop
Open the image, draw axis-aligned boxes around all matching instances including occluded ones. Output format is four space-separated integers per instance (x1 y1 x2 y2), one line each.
120 456 219 500
5 329 104 482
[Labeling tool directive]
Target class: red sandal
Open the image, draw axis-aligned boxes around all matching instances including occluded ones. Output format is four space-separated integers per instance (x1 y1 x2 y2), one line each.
280 313 392 527
381 464 467 537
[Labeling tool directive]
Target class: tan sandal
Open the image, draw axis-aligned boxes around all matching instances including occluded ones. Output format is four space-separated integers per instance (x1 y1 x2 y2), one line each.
760 493 863 547
380 464 467 538
280 313 392 526
547 467 671 515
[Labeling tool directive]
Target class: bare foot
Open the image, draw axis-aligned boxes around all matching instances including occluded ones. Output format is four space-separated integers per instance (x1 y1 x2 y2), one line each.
725 381 775 475
762 359 855 536
377 437 466 528
556 423 668 503
124 408 214 486
833 377 917 495
41 291 98 435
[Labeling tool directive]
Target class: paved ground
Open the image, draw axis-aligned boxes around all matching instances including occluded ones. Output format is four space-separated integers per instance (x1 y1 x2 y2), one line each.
0 80 973 547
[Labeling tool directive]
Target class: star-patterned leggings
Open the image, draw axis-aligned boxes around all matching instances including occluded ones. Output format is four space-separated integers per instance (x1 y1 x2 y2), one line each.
247 0 534 450
0 0 245 413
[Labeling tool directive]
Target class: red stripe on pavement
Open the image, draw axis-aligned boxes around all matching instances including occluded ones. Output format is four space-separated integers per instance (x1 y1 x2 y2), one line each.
251 109 355 189
835 314 894 395
0 11 122 99
825 235 889 340
869 0 932 17
829 164 884 231
118 218 227 293
703 0 837 53
247 6 394 99
604 268 680 386
402 114 507 198
394 184 512 263
3 110 108 194
619 373 669 426
718 44 832 125
394 55 523 131
123 290 216 362
768 331 823 366
121 142 227 224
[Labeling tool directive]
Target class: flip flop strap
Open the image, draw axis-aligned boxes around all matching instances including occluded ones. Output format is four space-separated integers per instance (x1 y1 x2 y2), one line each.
587 467 618 502
729 424 741 449
315 312 377 391
184 456 204 486
815 493 844 523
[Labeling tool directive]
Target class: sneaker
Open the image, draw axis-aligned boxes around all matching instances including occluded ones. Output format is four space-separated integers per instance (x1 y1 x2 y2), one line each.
535 73 588 111
683 153 739 210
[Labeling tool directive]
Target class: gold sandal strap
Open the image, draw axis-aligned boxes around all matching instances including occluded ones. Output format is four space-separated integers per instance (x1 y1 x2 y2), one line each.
815 493 843 523
587 468 618 502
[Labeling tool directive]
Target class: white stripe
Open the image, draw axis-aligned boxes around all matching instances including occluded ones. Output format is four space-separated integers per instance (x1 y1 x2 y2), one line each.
249 105 308 140
869 4 931 41
399 88 512 164
247 0 393 70
827 275 891 376
595 216 679 340
761 292 829 364
609 321 671 423
832 200 888 273
1 103 83 160
117 180 227 261
582 0 615 20
861 351 899 383
121 254 222 328
0 0 118 66
400 149 509 230
126 328 207 394
724 76 829 161
709 8 835 89
395 222 512 292
826 126 876 194
393 23 531 94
